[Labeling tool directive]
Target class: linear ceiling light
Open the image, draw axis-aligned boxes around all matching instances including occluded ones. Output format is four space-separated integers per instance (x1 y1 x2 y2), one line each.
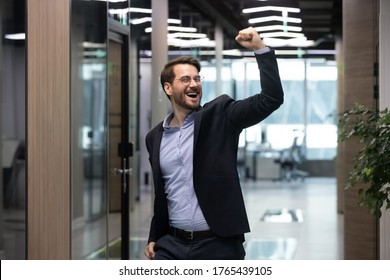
109 7 152 15
242 6 300 14
249 16 302 24
167 33 207 39
130 17 181 25
129 7 152 13
145 26 197 33
168 38 215 48
254 25 302 32
130 17 152 25
82 42 106 48
260 32 305 38
4 33 25 40
263 37 314 47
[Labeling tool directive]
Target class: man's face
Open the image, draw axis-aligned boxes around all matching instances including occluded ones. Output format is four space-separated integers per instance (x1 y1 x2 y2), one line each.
164 63 202 112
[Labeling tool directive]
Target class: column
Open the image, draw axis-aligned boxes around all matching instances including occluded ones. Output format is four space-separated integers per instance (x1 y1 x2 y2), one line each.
151 0 168 127
342 0 378 259
27 0 71 259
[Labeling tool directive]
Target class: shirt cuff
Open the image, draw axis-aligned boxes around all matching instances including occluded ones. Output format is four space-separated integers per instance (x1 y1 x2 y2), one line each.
254 47 271 55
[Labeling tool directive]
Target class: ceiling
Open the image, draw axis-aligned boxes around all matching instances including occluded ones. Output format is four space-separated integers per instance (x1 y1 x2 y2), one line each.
130 0 342 60
5 0 342 59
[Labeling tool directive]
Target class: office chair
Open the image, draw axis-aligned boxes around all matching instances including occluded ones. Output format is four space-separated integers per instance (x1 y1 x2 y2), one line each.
274 134 309 181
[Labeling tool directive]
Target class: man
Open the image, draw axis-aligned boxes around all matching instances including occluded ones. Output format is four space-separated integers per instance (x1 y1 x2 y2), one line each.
144 26 284 260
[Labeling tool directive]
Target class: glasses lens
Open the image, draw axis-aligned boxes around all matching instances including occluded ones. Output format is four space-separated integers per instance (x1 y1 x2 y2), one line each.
193 75 202 83
177 75 203 85
180 76 191 84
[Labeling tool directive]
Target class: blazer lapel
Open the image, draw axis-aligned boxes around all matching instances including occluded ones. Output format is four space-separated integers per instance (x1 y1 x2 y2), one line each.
193 107 203 150
151 125 164 178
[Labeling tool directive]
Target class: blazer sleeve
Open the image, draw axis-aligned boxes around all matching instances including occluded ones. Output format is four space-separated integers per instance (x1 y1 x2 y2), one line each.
227 50 284 129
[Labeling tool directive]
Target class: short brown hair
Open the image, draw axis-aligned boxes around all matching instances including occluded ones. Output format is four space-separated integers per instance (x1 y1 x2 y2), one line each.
160 56 201 93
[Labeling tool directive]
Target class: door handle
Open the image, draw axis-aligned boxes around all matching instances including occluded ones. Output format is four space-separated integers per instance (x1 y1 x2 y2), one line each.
112 158 132 194
113 167 132 176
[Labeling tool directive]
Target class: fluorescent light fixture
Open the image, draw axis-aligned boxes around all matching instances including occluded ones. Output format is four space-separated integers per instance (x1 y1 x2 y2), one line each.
145 26 196 33
249 16 302 24
129 7 152 13
130 17 151 25
82 42 106 48
168 38 215 48
260 32 305 38
109 7 152 15
167 32 207 39
254 25 302 32
263 36 314 47
243 6 300 14
131 17 181 25
4 33 25 40
287 37 315 47
167 19 181 25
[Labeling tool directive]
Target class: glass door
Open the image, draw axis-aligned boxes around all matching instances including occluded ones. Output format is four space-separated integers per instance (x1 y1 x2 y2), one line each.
0 0 27 260
107 27 132 260
71 1 133 260
71 0 109 260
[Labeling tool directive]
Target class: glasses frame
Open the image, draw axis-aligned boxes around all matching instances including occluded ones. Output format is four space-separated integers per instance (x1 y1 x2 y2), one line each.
174 75 204 86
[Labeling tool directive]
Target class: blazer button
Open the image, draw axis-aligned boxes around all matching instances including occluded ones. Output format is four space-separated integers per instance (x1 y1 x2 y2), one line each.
194 185 200 191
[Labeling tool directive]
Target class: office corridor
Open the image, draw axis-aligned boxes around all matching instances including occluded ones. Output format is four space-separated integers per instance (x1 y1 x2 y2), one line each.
120 177 343 260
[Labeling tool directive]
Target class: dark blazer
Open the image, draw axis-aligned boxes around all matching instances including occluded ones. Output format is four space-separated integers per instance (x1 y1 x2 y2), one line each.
145 50 284 243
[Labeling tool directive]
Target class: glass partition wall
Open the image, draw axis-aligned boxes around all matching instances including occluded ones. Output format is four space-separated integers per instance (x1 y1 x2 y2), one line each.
200 58 337 180
202 58 338 160
71 0 136 260
0 0 27 260
71 0 109 259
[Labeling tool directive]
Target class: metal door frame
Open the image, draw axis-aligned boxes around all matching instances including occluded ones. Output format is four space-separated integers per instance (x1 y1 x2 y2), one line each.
108 19 131 260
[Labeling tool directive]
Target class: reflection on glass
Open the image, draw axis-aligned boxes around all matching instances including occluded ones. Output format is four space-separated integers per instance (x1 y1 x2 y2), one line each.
108 0 130 26
245 238 298 260
1 0 27 260
71 0 108 259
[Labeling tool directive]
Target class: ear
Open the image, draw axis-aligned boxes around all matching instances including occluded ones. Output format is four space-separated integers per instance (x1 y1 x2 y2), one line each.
164 82 172 97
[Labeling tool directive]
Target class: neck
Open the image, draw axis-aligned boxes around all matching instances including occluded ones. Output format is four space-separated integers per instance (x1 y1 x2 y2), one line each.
170 109 192 127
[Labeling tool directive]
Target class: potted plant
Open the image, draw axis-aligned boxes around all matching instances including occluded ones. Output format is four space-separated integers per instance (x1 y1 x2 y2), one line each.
338 103 390 218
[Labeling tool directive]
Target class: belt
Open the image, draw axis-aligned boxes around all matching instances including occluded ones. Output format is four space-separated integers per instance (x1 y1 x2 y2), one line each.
170 227 216 240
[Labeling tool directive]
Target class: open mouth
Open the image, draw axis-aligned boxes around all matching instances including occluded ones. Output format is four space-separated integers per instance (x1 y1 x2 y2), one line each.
185 92 198 98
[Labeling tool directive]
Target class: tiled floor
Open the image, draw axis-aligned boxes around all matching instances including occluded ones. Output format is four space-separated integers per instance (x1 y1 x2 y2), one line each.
1 176 343 260
126 176 343 260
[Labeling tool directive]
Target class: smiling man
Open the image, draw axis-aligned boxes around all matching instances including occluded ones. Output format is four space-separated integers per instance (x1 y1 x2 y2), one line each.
144 26 284 260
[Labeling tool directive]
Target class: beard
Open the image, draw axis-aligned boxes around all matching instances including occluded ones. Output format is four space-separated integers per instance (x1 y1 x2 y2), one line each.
171 89 202 111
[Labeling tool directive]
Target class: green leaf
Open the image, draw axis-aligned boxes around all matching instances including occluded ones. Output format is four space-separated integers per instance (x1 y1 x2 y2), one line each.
338 103 390 218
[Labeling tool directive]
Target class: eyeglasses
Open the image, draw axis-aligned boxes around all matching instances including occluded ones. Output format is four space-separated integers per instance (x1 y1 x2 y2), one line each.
175 75 204 85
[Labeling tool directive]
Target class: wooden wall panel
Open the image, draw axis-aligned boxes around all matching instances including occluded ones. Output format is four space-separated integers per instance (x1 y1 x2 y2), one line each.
342 0 378 259
27 0 70 259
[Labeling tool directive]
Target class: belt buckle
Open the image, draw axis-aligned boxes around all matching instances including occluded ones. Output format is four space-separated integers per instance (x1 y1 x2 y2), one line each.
186 230 194 240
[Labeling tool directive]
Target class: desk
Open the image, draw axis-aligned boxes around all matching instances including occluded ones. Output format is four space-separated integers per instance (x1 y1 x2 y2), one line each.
255 157 280 180
245 148 280 180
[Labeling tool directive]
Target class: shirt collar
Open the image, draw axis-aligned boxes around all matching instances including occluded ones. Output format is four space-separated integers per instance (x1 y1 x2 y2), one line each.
162 112 195 131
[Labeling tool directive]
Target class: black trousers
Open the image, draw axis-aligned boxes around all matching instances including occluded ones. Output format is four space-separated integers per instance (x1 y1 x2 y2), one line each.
153 234 246 260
